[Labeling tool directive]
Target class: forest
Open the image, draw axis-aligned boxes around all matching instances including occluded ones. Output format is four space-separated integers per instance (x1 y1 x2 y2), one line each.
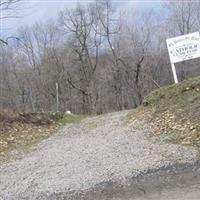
1 0 200 114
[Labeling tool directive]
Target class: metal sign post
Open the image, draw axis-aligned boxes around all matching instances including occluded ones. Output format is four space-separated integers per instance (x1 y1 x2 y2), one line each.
166 32 200 84
171 63 178 84
56 82 59 112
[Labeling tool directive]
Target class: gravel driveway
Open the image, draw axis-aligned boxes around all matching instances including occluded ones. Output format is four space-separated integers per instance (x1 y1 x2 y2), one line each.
0 110 198 199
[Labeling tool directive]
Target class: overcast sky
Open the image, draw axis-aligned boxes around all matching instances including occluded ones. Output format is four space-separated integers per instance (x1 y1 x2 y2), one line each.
1 0 163 37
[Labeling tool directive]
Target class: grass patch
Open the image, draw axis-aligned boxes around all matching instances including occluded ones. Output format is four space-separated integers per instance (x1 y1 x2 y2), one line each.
0 112 85 162
128 76 200 148
58 114 86 125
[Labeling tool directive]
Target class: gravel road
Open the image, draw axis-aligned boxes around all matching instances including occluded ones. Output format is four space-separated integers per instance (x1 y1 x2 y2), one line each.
0 110 199 199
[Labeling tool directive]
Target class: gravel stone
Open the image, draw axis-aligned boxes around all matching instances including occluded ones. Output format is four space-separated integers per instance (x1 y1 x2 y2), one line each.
0 110 198 199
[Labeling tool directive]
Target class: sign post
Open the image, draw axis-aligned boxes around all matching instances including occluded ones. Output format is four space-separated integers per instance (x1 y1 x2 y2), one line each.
166 32 200 84
56 82 59 112
171 63 178 84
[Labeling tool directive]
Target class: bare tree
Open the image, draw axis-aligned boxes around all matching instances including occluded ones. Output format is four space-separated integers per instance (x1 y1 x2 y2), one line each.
59 3 103 113
165 0 197 35
0 0 22 45
1 0 200 114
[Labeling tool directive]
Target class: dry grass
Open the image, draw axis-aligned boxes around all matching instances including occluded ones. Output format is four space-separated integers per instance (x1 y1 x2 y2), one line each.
0 111 85 161
128 76 200 148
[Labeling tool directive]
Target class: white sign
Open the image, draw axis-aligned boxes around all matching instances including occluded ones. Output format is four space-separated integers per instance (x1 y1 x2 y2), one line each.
166 32 200 84
166 32 200 64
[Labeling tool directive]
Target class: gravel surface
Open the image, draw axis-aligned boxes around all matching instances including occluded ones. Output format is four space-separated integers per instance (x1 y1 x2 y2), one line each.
0 110 198 199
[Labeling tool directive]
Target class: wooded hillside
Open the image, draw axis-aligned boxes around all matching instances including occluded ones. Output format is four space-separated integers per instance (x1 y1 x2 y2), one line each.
1 0 200 114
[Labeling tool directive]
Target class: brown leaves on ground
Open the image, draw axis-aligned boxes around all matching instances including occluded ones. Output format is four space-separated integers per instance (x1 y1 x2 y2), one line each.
0 111 63 159
152 110 200 146
0 123 59 156
128 108 200 147
128 76 200 148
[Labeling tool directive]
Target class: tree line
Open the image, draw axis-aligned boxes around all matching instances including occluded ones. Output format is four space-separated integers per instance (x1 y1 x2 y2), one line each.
1 0 200 114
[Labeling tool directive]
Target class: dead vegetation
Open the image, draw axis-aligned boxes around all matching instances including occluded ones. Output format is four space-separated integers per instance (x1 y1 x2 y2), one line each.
0 111 85 160
128 76 200 149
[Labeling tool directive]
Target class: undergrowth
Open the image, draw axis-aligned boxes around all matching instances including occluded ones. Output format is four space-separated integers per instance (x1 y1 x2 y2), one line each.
128 76 200 149
0 112 85 161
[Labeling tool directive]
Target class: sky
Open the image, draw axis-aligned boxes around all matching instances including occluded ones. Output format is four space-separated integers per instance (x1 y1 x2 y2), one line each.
0 0 163 37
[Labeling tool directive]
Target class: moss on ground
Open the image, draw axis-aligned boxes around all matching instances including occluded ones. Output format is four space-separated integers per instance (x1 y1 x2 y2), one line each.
128 76 200 149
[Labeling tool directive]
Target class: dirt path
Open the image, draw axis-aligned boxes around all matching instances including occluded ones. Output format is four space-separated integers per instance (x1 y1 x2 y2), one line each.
0 110 199 199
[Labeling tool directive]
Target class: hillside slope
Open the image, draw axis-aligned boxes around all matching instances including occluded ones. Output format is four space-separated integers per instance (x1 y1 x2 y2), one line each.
129 75 200 148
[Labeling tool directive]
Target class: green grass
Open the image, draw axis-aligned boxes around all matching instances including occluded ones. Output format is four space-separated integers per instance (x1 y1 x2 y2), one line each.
58 114 86 125
145 76 200 110
145 76 200 124
129 76 200 148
